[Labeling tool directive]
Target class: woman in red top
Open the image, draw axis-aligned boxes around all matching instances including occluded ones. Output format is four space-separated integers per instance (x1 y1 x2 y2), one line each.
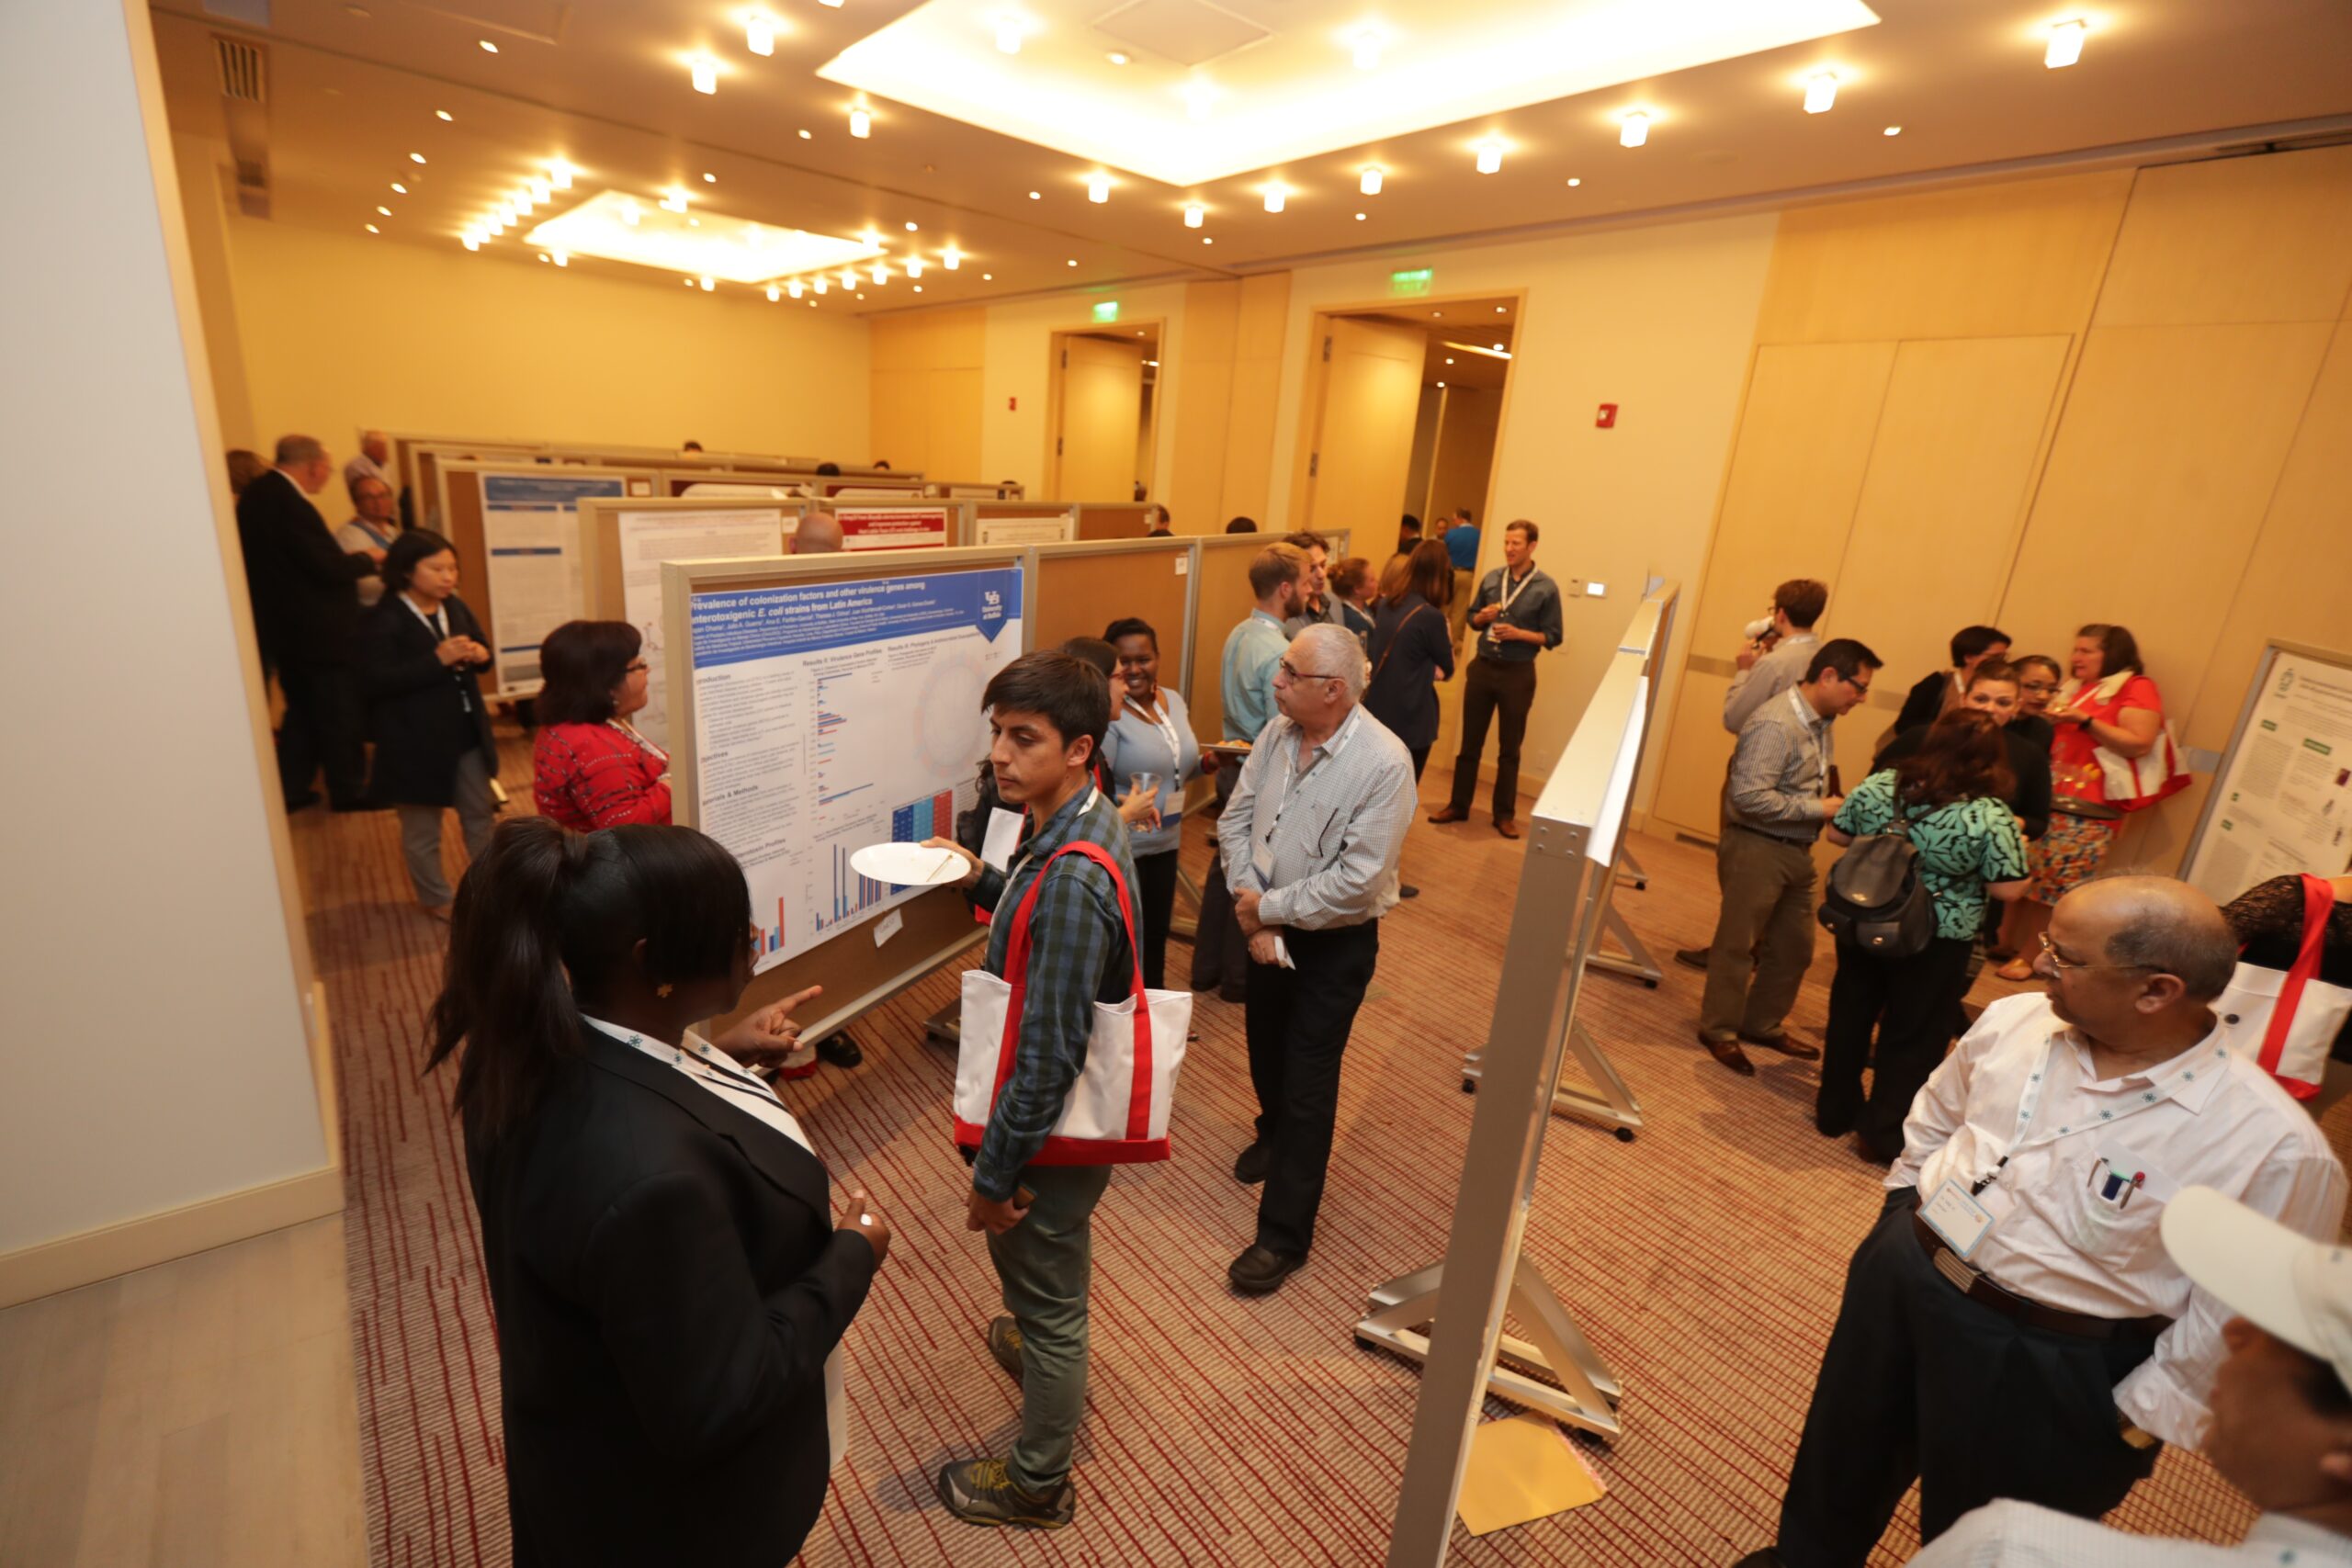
1994 622 2168 978
532 621 673 830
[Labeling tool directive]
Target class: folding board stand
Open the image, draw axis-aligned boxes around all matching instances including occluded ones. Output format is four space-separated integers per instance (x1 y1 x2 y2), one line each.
1372 586 1676 1568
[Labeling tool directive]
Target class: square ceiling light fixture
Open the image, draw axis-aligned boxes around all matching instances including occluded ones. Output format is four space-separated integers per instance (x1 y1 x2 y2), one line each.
525 191 882 284
819 0 1879 186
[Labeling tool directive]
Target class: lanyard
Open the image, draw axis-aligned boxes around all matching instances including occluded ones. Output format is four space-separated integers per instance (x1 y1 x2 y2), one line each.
582 1016 795 1116
1785 687 1827 793
607 718 670 773
1262 710 1354 848
1969 1030 2228 1195
1124 694 1184 785
1005 786 1102 888
1486 567 1536 644
403 595 475 712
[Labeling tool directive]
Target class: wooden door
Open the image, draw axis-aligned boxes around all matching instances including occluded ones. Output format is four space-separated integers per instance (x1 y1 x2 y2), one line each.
1055 336 1144 499
1304 317 1425 536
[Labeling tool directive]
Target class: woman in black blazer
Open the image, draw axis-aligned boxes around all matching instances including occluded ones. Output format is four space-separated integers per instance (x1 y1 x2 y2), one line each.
358 529 499 917
428 819 890 1567
1363 540 1459 779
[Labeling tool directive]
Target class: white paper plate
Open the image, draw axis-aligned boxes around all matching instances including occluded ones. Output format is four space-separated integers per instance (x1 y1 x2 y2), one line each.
850 840 968 887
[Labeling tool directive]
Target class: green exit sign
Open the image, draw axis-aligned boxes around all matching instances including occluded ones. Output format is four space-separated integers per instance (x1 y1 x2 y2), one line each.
1092 299 1120 322
1390 268 1434 296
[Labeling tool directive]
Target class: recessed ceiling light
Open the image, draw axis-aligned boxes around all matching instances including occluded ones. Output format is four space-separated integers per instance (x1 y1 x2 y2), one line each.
1202 236 1213 245
462 235 480 250
537 253 549 263
944 247 962 269
1067 257 1078 266
1105 51 1128 64
410 152 426 164
1495 305 1507 313
2045 17 2086 68
1354 211 1366 220
905 220 919 231
703 172 717 183
478 39 497 53
390 182 407 194
699 276 714 291
913 285 923 292
1086 172 1111 203
747 15 776 56
1444 357 1454 365
850 107 871 137
766 284 781 300
1619 111 1648 148
857 292 866 299
1566 176 1580 186
907 255 925 276
1475 137 1506 174
1183 201 1204 228
1804 71 1838 113
982 272 993 279
1028 189 1042 199
549 161 574 190
1491 342 1504 351
435 109 453 121
798 129 812 139
1436 380 1445 389
528 177 551 202
551 251 567 267
376 205 392 216
690 54 719 94
788 279 805 298
687 218 700 227
1883 123 1902 136
993 13 1026 54
365 223 379 233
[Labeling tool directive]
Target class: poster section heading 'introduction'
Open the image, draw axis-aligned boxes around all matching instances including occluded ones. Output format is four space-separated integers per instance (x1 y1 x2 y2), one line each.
690 566 1025 973
483 471 626 693
2185 642 2352 907
616 507 785 750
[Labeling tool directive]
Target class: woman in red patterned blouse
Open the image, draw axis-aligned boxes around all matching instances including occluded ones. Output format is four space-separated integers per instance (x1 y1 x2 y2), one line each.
532 621 673 830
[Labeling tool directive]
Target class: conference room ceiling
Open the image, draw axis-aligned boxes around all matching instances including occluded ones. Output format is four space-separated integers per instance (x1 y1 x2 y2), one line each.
151 0 2352 317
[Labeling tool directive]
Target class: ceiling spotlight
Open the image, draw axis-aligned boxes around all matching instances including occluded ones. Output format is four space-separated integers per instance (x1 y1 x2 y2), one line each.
840 268 858 287
662 187 689 212
551 251 567 266
364 223 379 233
1883 124 1902 136
1262 183 1287 213
462 235 480 251
983 272 993 279
1619 111 1648 148
818 0 842 7
1105 51 1129 64
548 161 574 190
1086 172 1111 203
1436 380 1445 389
1183 201 1204 228
1804 71 1838 113
410 152 427 164
699 276 714 291
1491 342 1505 351
376 205 392 216
907 255 925 276
1028 189 1042 199
904 220 919 231
435 109 453 121
2045 17 2086 68
1566 176 1580 186
528 177 551 202
798 128 813 140
702 173 717 185
814 276 829 295
1067 257 1078 266
1202 237 1213 245
1350 27 1385 69
1495 305 1506 312
620 199 640 226
1445 357 1454 365
514 191 535 216
993 14 1024 53
390 182 407 194
766 284 781 301
913 285 923 293
849 107 871 138
1354 212 1366 220
943 246 962 269
478 38 498 52
690 54 718 93
1360 165 1384 196
788 279 805 298
746 14 775 56
497 201 517 225
1475 138 1505 175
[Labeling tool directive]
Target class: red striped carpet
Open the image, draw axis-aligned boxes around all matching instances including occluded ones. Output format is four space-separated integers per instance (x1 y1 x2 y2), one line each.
304 726 2312 1566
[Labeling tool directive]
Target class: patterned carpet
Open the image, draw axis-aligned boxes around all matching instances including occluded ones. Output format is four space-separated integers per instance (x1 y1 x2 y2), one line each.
302 725 2299 1567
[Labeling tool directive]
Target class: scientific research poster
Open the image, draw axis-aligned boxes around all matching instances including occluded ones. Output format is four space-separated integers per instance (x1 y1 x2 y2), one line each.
481 472 626 694
837 506 951 551
689 567 1023 971
614 507 783 749
2186 646 2352 906
975 512 1076 546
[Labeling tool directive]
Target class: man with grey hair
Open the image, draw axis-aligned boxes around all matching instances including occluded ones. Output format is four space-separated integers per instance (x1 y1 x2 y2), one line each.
1736 874 2346 1568
789 508 844 554
345 429 390 491
237 433 382 810
1220 622 1416 1295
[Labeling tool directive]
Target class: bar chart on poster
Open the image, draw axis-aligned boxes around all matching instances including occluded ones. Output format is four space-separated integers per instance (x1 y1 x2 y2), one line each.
691 566 1024 971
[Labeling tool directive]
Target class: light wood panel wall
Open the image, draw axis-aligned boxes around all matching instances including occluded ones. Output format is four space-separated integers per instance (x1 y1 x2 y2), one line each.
1162 275 1291 533
870 307 985 479
1655 144 2352 877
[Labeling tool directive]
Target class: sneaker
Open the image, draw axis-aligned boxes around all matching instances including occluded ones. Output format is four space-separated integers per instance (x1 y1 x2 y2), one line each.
986 1316 1024 1382
936 1459 1074 1529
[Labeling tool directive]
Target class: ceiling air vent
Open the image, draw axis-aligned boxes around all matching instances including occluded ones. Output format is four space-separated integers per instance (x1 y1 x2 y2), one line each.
215 36 266 103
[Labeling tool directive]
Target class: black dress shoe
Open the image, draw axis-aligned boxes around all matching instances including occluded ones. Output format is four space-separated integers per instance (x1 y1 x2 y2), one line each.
1730 1551 1788 1568
816 1032 863 1068
1228 1245 1305 1295
1232 1143 1271 1184
1673 946 1711 972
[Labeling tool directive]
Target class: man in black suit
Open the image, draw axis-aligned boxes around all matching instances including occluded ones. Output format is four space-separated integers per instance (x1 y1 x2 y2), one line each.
238 434 383 810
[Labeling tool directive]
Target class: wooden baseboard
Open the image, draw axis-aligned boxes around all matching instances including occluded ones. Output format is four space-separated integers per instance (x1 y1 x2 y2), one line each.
0 1163 345 1309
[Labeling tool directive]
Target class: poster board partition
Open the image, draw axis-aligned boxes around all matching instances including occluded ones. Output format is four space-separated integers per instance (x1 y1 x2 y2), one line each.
1031 537 1198 705
2180 637 2352 905
664 547 1036 1040
971 502 1079 547
1074 501 1154 541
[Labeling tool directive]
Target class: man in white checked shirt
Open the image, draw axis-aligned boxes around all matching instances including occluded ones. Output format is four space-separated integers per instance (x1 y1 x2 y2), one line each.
1736 875 2346 1568
1220 623 1417 1297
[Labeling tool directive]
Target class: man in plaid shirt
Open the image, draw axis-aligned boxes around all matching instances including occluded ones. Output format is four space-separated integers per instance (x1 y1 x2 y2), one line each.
925 649 1136 1530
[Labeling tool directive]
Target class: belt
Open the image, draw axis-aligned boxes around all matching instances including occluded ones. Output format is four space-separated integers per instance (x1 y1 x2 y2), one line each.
1725 820 1817 849
1911 1213 2173 1341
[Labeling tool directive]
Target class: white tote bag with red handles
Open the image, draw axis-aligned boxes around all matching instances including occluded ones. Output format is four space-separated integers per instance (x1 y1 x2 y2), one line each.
2216 874 2351 1102
953 839 1191 1164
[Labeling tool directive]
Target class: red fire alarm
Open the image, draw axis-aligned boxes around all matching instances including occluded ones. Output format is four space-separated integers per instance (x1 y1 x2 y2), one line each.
1595 402 1619 428
1008 396 1019 412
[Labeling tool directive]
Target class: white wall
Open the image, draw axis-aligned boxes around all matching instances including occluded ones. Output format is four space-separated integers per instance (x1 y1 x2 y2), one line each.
1265 215 1781 809
0 2 330 1268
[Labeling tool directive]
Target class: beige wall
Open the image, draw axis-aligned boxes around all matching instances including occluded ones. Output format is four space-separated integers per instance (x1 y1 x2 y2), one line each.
2 0 334 1298
1424 386 1503 528
171 133 257 453
222 219 873 467
870 306 983 478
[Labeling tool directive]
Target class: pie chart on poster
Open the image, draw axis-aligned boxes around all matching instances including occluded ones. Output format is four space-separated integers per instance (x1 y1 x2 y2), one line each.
850 841 967 888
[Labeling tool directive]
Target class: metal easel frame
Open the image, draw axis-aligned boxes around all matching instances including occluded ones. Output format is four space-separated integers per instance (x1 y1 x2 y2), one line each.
1366 581 1679 1567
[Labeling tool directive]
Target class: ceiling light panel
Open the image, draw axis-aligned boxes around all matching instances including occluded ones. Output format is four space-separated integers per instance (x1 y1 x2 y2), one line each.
525 191 882 285
817 0 1878 186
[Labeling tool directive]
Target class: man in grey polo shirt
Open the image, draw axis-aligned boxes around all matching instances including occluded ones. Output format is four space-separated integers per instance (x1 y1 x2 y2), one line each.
1698 638 1879 1077
1222 624 1417 1297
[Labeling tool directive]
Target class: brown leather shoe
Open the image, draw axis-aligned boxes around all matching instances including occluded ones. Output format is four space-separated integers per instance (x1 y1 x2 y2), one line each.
1428 805 1469 824
1697 1032 1756 1076
1494 818 1521 840
1739 1030 1821 1061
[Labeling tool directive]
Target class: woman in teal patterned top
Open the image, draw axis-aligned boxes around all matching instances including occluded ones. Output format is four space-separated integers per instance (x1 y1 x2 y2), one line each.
1820 710 2031 1162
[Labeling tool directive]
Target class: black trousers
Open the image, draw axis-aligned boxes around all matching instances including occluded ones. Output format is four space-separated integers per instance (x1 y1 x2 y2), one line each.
1133 849 1180 991
1777 1194 2162 1567
1819 935 1973 1158
276 660 367 807
1246 921 1381 1258
1189 768 1250 998
1447 657 1536 822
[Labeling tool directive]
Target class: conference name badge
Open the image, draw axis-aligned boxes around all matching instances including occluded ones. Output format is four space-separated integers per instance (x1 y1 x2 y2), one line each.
1921 1179 1995 1260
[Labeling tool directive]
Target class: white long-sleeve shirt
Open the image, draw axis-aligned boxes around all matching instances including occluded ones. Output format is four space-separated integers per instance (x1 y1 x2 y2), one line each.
1892 992 2346 1448
1907 1500 2352 1565
1216 705 1416 931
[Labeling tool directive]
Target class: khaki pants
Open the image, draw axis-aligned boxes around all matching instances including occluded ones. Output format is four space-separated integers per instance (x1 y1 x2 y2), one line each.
1699 825 1818 1041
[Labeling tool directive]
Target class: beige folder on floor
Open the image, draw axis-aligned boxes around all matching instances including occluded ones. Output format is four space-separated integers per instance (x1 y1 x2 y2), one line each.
1454 1412 1608 1537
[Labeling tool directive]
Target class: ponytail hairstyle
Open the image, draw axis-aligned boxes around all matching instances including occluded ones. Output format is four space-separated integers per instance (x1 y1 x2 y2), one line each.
424 818 754 1139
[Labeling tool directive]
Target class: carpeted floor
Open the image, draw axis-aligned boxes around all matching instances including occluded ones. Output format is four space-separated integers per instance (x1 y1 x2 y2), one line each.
305 725 2317 1567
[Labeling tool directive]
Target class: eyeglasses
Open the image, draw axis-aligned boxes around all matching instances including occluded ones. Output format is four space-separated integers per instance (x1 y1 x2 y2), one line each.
1278 660 1342 683
2036 931 2154 974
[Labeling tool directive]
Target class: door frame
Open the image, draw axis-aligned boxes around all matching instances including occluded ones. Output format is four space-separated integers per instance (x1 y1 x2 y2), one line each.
1286 288 1528 536
1044 319 1167 500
